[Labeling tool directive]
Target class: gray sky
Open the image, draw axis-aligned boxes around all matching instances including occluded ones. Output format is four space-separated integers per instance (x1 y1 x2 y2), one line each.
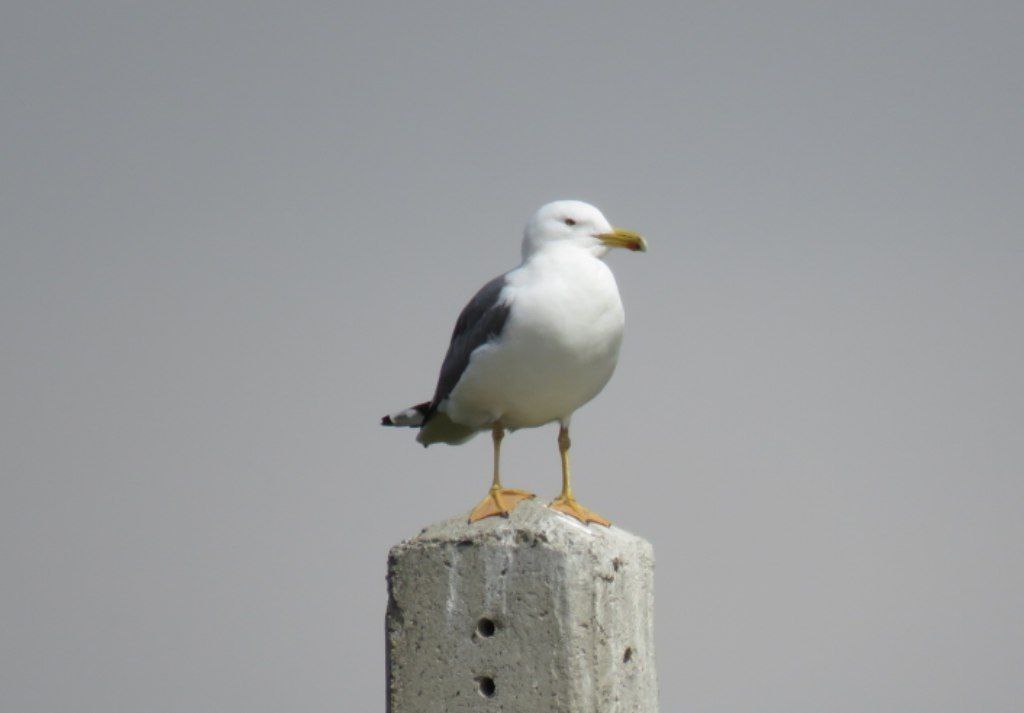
2 2 1022 711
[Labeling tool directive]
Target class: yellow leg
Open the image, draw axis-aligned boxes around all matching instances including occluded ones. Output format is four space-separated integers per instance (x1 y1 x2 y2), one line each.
548 424 611 526
468 425 535 522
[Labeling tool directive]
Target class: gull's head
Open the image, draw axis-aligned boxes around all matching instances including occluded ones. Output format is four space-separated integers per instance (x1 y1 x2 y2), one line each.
521 200 647 261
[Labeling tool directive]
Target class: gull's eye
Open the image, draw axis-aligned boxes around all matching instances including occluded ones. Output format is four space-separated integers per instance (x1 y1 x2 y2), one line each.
564 218 576 226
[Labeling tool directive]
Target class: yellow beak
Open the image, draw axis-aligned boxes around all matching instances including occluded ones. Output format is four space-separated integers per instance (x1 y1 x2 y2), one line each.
597 227 647 252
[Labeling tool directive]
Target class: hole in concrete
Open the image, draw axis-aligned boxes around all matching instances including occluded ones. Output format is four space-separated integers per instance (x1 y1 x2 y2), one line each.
476 617 496 637
476 676 496 697
623 646 633 663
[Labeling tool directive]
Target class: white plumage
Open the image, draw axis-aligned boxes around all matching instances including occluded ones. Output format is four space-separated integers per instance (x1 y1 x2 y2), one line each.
383 200 646 525
445 228 625 429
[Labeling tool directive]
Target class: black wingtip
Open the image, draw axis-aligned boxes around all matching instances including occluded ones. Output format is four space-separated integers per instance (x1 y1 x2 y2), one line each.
381 415 393 426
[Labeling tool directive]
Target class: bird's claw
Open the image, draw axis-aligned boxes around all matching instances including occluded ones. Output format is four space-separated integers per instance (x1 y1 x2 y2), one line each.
548 494 611 527
468 487 536 523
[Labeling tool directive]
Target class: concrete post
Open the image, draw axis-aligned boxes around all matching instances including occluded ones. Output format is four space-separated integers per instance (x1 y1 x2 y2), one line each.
386 499 658 712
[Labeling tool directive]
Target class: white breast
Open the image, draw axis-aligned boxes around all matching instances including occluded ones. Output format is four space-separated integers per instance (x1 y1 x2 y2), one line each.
444 247 625 429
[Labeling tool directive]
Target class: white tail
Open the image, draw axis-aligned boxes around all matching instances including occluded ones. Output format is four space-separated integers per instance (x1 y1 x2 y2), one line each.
381 401 430 427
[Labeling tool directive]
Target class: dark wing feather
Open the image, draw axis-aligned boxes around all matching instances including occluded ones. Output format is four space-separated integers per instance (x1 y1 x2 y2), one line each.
427 274 512 415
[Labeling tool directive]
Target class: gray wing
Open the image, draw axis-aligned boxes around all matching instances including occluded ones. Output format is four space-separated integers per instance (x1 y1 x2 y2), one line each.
428 273 512 414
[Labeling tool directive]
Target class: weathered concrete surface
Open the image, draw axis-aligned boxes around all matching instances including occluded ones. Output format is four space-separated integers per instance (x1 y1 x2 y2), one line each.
386 499 658 712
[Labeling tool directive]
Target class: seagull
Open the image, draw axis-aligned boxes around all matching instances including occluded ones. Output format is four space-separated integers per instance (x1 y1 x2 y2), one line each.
382 200 646 525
